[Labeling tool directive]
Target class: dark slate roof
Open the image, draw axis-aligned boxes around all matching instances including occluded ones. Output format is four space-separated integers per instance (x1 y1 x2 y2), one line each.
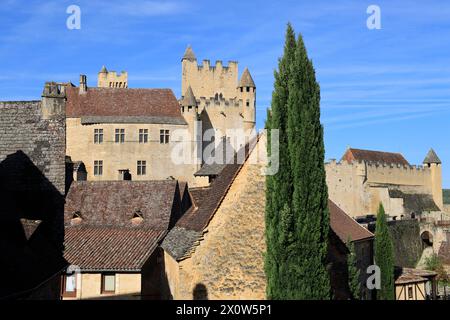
64 226 165 271
182 45 197 61
99 65 108 73
194 137 236 177
181 86 197 107
342 148 409 165
66 87 185 123
423 148 442 164
238 68 256 88
162 136 259 260
329 200 374 243
388 189 440 213
64 180 181 229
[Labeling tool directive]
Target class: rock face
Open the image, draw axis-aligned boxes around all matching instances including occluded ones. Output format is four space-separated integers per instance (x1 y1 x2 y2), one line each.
175 136 267 300
388 220 423 268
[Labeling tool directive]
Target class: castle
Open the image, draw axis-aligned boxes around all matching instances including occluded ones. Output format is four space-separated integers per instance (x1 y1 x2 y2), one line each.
64 46 256 186
326 148 445 219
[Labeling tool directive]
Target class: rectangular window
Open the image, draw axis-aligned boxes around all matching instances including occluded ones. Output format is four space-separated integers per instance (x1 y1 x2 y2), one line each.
62 273 77 297
94 128 103 144
94 160 103 176
408 287 413 299
115 129 125 143
139 129 148 143
160 129 170 144
101 274 116 294
137 160 147 175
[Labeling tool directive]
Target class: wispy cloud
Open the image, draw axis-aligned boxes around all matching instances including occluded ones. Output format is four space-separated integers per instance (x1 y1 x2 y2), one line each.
95 1 186 17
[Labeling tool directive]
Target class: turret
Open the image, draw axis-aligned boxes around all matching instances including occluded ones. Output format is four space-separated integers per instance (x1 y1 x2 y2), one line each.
97 66 128 88
181 86 202 166
238 67 256 132
423 148 443 210
181 45 198 96
41 82 66 120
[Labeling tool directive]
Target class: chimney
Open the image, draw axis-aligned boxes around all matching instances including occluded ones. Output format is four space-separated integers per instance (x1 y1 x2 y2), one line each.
79 74 87 94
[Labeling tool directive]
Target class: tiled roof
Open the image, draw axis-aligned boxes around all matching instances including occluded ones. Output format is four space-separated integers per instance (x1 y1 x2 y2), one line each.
66 87 185 122
394 267 437 285
342 148 409 165
64 180 182 230
329 200 374 243
423 148 441 164
194 138 236 177
238 68 256 88
64 226 165 271
181 86 197 107
162 136 259 260
388 189 440 213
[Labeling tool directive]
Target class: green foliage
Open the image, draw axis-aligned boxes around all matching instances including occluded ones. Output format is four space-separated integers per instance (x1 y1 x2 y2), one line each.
347 239 361 299
443 189 450 205
374 203 395 300
265 23 330 299
425 253 449 285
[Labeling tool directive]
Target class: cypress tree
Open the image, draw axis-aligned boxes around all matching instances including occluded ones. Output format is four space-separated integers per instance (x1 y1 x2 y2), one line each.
347 239 361 299
374 203 395 300
265 24 331 299
265 23 296 299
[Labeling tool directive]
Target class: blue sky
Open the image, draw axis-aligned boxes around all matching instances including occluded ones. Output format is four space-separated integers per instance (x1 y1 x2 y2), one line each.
0 0 449 187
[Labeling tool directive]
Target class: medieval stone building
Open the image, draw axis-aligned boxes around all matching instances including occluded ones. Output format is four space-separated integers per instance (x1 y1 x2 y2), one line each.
326 148 445 219
64 47 256 186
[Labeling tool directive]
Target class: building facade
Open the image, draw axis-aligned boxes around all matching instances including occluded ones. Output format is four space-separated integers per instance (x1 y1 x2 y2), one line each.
326 148 445 219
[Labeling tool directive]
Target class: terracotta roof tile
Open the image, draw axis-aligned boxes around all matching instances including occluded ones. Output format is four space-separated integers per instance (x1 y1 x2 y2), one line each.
329 200 374 243
342 148 409 165
64 226 165 271
66 87 185 122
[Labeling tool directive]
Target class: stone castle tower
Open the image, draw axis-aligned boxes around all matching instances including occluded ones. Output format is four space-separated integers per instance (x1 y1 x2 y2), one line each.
97 66 128 88
423 148 443 210
180 46 256 142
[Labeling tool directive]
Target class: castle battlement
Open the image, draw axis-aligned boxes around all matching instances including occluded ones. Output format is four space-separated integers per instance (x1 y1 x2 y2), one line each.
198 96 242 108
326 159 428 173
196 60 238 72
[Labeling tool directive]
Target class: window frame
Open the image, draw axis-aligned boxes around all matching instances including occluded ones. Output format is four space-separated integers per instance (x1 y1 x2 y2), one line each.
160 129 170 144
94 128 103 144
101 273 116 294
115 128 125 143
137 160 147 176
94 160 103 176
139 129 148 144
61 273 77 298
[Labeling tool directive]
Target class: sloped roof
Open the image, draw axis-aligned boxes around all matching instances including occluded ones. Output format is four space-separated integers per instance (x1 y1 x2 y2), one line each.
329 200 374 243
238 68 256 88
181 86 197 107
342 148 409 165
66 87 185 124
182 45 196 61
194 137 236 177
99 65 108 73
388 189 440 213
64 180 181 230
64 226 165 271
394 267 437 285
423 148 441 164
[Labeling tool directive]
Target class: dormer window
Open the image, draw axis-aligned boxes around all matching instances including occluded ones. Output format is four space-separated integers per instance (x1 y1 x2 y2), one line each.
71 211 82 225
131 210 144 225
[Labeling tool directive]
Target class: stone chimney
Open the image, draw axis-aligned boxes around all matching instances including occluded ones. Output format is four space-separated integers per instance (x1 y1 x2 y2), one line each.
79 74 87 94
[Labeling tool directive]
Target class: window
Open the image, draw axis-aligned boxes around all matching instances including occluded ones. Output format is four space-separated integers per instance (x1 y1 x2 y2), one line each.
62 273 77 297
101 274 116 294
246 100 250 107
408 287 413 299
139 129 148 143
115 129 125 143
160 129 170 144
94 160 103 176
137 160 146 175
94 129 103 144
246 87 250 92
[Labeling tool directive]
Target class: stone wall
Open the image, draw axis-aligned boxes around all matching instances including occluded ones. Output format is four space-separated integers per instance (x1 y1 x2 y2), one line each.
388 220 423 268
175 136 267 299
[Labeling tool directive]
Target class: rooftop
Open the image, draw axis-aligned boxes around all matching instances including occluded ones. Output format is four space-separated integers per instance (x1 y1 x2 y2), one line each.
342 148 410 166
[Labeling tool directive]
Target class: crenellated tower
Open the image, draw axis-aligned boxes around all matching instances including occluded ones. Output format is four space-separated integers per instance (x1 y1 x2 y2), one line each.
423 148 443 210
237 67 256 133
97 65 128 88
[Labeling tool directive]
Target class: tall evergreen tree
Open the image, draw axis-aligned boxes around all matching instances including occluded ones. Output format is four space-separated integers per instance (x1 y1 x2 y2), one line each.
265 24 331 299
347 239 361 299
265 23 296 299
374 203 395 300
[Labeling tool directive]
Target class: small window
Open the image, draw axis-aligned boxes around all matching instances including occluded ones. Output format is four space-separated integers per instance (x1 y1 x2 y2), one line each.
94 160 103 176
139 129 148 143
137 160 146 175
115 129 125 143
62 273 77 297
94 129 103 144
408 287 413 299
246 100 250 107
240 87 243 92
101 274 116 294
246 87 250 92
160 130 170 144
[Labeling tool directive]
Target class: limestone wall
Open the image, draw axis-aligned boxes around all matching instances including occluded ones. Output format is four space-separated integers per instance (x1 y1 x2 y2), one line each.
174 136 267 299
66 118 201 185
